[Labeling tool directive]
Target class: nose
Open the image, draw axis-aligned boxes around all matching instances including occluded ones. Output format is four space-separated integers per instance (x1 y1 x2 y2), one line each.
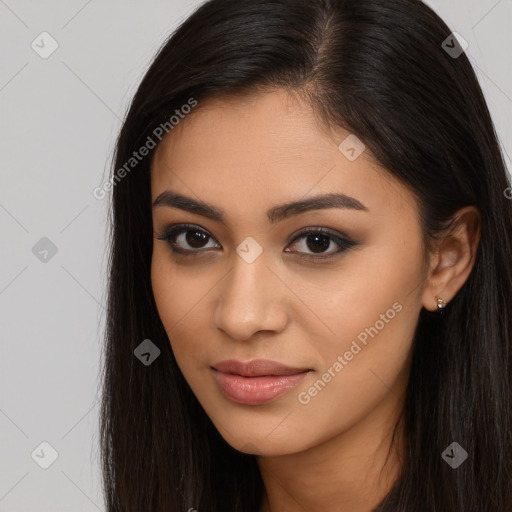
212 252 289 341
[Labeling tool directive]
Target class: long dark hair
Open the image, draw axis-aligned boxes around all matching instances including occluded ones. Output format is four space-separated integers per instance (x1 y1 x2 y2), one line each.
99 0 512 510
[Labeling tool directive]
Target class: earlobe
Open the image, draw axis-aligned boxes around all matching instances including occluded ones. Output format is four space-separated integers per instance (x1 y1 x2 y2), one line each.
422 293 450 312
434 296 448 310
421 206 481 312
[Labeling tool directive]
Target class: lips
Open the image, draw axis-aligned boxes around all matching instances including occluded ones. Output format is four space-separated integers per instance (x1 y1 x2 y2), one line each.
211 359 313 405
211 358 311 377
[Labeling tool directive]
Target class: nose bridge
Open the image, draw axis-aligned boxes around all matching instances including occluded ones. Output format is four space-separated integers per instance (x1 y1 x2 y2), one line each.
213 245 287 340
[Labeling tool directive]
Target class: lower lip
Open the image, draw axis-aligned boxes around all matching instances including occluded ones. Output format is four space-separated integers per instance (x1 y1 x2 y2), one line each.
212 369 310 405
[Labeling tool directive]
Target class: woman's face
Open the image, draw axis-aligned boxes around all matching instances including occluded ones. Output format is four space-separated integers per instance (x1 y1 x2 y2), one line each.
150 89 428 456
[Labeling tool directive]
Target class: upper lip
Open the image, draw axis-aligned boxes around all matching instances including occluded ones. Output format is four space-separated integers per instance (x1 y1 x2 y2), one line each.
211 359 311 377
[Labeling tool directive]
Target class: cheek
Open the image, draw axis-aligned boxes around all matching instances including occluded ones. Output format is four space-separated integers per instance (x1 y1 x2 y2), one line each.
317 229 424 349
150 249 213 371
151 248 207 327
292 299 418 451
151 251 177 329
297 304 415 423
297 231 423 416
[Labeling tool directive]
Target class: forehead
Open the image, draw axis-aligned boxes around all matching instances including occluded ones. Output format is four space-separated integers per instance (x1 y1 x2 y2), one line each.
153 89 336 167
150 89 416 222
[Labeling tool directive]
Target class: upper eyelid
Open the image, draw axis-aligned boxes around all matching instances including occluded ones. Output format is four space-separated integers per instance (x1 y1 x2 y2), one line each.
166 224 221 245
160 223 347 239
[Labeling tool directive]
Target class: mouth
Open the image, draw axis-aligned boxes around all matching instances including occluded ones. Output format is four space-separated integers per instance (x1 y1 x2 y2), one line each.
211 359 313 405
211 358 312 377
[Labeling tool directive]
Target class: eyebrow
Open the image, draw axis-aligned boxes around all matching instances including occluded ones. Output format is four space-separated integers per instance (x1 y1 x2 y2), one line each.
152 190 368 224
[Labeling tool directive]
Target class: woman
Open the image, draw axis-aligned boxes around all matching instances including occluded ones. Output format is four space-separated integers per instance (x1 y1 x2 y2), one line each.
99 0 512 510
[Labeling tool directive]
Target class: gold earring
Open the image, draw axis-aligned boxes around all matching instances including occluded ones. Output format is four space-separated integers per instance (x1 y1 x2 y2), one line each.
435 296 448 310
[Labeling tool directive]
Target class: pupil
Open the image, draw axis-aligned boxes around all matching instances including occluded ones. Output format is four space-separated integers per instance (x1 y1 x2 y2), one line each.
186 230 208 248
307 234 330 253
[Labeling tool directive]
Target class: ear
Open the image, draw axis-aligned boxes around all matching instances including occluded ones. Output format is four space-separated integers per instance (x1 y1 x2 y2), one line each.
421 206 481 312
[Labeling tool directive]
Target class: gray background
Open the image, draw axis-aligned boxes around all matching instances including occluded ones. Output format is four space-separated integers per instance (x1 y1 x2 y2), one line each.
0 0 510 510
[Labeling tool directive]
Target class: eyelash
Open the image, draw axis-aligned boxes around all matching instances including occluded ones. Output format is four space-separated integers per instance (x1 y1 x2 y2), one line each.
156 223 358 261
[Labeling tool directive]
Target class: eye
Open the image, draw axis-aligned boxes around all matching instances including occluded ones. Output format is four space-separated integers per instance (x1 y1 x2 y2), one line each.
156 224 220 254
284 227 357 260
156 224 358 260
